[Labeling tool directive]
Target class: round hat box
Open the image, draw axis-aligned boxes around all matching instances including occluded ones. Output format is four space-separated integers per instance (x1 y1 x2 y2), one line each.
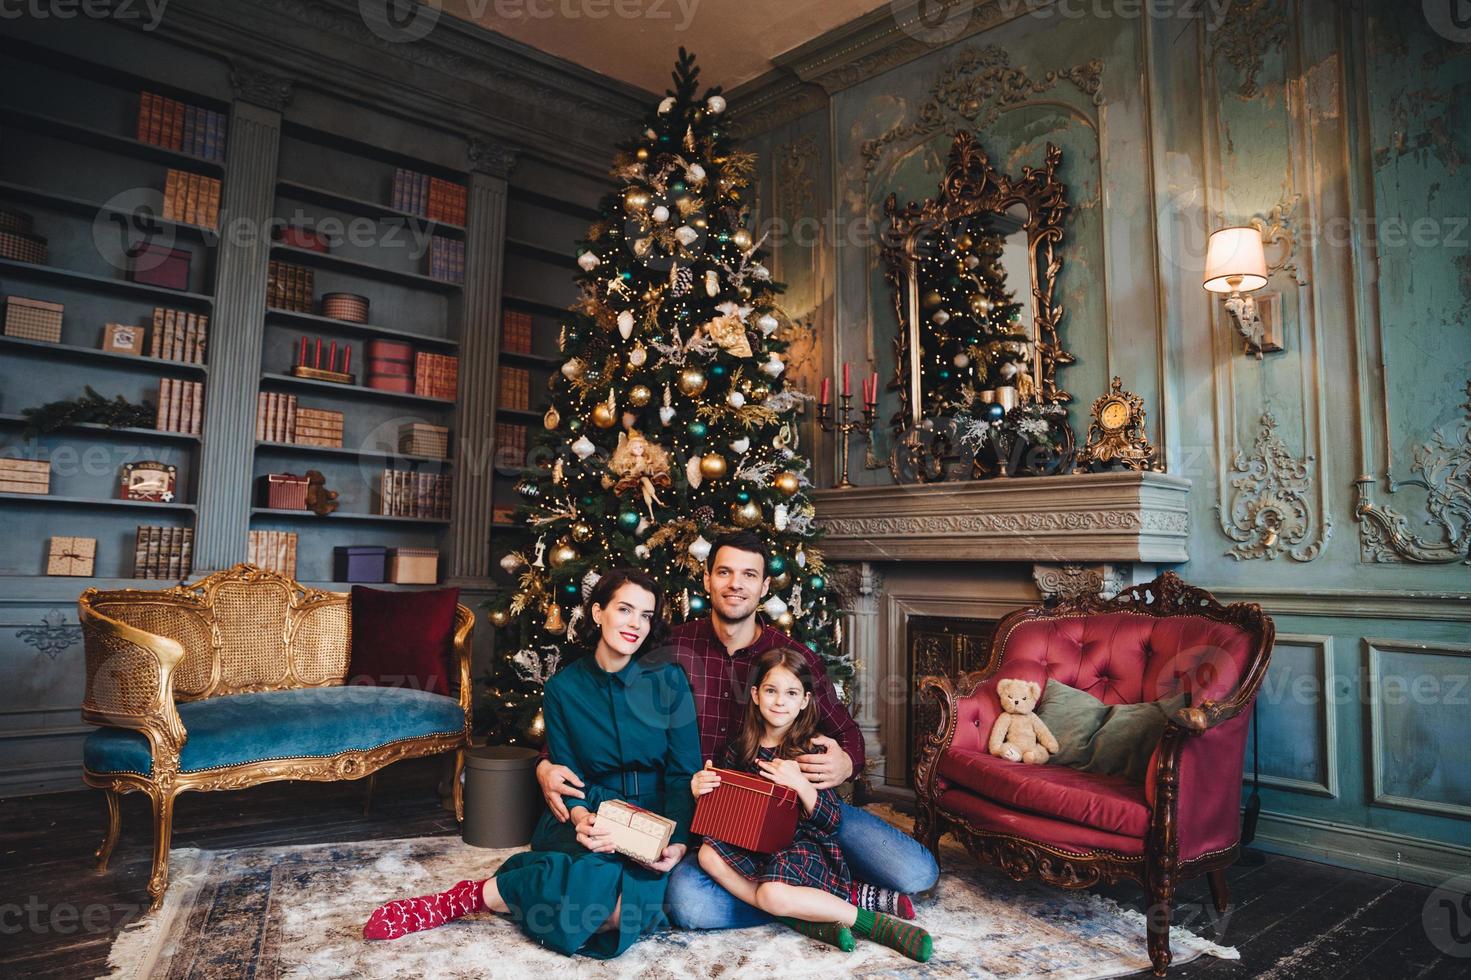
463 744 542 849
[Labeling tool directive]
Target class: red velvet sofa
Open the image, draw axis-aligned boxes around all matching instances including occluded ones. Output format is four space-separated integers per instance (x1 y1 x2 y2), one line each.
913 573 1274 975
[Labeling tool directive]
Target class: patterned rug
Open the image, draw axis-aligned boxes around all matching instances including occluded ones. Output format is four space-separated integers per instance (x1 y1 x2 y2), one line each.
101 808 1236 979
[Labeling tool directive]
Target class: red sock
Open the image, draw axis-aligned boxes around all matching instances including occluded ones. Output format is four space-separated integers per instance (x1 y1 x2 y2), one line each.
363 878 488 940
849 882 915 920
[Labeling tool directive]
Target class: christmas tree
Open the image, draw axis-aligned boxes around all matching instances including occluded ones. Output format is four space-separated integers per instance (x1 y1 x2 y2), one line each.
484 51 848 743
916 212 1028 418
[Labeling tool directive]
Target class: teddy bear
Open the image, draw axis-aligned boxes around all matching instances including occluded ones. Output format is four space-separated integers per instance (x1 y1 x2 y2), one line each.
987 678 1059 764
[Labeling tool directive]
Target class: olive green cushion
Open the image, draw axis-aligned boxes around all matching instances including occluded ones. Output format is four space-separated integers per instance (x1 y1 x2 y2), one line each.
1036 680 1190 782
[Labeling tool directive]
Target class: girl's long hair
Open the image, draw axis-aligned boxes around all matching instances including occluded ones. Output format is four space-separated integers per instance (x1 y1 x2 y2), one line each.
726 647 821 770
561 567 667 669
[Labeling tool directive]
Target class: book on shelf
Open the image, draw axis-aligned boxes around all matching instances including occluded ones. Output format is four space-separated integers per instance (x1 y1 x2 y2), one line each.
495 421 526 468
153 378 204 435
427 236 465 283
378 466 451 519
0 458 50 494
414 351 458 400
391 169 466 225
162 170 222 228
497 365 529 410
255 391 302 443
248 530 298 578
502 309 533 354
133 524 193 579
138 92 227 162
266 261 315 313
293 407 344 447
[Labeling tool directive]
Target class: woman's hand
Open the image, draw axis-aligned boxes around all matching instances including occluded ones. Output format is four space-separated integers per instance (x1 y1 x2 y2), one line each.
638 842 687 874
572 807 617 854
756 757 810 793
691 760 722 797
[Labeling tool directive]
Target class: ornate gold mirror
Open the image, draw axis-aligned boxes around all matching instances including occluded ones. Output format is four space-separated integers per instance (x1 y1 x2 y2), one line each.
882 132 1074 480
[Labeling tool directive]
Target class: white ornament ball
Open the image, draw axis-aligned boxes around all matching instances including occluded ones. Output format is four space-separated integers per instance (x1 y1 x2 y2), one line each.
560 358 584 380
757 313 779 336
617 310 636 340
730 437 750 454
652 205 670 224
675 225 699 247
577 252 600 272
687 163 706 182
499 553 525 574
751 263 770 280
932 309 951 326
1000 361 1019 379
571 435 596 460
774 503 790 531
689 534 713 562
628 344 648 367
635 544 650 559
964 254 981 269
706 95 726 114
762 594 788 618
761 354 785 378
658 96 676 114
727 390 746 408
644 127 656 138
659 405 677 426
685 455 703 489
953 352 971 368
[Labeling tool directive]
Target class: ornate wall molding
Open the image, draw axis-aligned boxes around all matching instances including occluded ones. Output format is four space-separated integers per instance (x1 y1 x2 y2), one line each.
1032 563 1128 600
1206 0 1291 99
729 74 829 139
467 135 519 178
1356 379 1471 564
15 610 82 661
776 135 819 226
1221 411 1330 561
229 64 295 111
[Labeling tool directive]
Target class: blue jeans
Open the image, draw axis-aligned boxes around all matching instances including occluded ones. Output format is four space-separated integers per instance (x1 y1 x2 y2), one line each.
666 803 940 930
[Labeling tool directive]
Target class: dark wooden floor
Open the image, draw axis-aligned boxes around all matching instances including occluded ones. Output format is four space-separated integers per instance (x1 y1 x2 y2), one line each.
0 760 1460 978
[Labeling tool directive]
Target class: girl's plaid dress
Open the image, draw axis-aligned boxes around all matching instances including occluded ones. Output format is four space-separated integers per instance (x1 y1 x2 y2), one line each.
705 744 851 898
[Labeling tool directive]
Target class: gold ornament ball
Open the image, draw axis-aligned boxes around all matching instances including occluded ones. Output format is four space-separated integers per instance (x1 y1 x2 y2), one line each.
956 233 974 250
732 228 753 249
571 521 594 543
699 453 728 479
770 571 791 591
635 147 649 161
629 384 652 408
489 608 512 628
678 367 708 396
738 285 752 300
526 707 547 741
731 499 762 527
591 401 618 428
549 539 579 568
776 611 796 630
923 290 944 310
750 384 769 404
774 471 801 496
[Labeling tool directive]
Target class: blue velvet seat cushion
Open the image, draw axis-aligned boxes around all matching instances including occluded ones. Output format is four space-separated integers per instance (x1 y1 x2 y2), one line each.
84 686 464 777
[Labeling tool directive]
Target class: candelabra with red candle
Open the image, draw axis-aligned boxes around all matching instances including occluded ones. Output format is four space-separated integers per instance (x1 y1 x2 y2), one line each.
817 365 878 488
290 335 356 385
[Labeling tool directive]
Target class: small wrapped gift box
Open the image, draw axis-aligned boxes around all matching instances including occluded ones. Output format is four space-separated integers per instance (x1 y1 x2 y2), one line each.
47 536 96 576
334 546 387 583
4 296 64 342
597 799 675 864
387 547 438 584
690 767 799 854
261 473 309 510
0 458 51 495
128 243 191 291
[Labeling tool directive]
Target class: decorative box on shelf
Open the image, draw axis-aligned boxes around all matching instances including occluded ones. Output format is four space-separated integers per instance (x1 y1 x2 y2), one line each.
276 223 330 254
262 473 309 510
367 339 413 393
0 458 51 495
128 243 192 291
321 292 369 323
388 547 438 584
492 504 516 524
102 322 145 354
334 545 388 583
0 208 35 236
596 800 676 864
4 296 64 342
0 219 47 264
294 407 345 448
690 767 800 854
399 422 449 458
120 460 178 502
46 536 96 576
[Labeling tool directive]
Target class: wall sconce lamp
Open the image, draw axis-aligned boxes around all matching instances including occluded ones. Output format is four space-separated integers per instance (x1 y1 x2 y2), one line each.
1204 226 1281 358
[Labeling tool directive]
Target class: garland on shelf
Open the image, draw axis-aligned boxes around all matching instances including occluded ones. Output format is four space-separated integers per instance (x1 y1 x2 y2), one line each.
21 386 156 437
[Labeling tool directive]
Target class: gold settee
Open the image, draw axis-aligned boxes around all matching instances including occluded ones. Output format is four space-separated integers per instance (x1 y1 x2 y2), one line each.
79 564 474 908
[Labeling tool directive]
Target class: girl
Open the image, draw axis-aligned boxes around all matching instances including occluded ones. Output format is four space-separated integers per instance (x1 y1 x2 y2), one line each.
364 568 701 958
692 647 932 962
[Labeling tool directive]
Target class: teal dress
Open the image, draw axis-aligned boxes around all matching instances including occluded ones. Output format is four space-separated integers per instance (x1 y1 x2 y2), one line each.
494 652 701 957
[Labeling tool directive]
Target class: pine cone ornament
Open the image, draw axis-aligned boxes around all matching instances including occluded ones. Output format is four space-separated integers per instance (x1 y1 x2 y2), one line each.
693 505 716 528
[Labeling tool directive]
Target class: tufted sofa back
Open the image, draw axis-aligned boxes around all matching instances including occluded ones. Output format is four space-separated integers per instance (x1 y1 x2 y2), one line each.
82 565 351 703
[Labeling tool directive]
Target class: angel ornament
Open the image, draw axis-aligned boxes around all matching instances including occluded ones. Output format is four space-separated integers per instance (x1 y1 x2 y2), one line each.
605 429 673 521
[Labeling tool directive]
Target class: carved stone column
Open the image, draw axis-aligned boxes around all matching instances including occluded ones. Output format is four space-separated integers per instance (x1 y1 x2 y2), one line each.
445 135 518 587
1032 563 1129 601
833 561 886 788
192 69 292 572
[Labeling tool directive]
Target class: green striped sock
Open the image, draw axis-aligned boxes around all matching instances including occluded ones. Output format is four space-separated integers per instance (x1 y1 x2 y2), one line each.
852 907 933 962
779 916 855 952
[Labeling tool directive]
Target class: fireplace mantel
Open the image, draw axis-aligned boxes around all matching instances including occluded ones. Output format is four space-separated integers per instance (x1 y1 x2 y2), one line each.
812 471 1192 564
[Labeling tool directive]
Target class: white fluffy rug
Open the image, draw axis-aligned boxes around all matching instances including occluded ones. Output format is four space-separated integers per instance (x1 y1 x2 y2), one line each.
102 810 1236 979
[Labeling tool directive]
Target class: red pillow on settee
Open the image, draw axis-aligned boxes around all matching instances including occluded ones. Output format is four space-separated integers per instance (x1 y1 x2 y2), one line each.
349 586 460 695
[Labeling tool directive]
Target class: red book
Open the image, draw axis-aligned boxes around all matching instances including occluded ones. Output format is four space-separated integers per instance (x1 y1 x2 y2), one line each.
690 767 800 854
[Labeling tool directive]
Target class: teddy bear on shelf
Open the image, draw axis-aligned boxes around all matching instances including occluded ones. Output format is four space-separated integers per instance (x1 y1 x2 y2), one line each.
988 678 1059 764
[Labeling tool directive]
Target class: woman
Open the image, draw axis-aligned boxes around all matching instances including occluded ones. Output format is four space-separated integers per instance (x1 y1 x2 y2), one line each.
363 568 701 958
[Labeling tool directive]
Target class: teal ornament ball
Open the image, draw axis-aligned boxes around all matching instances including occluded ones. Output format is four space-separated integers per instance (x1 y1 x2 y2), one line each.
561 581 580 599
808 574 825 591
687 420 708 439
689 594 707 614
806 640 818 652
937 368 951 381
617 510 640 531
735 489 750 503
982 402 1006 423
569 418 583 432
671 180 687 195
580 495 597 509
767 555 786 575
710 363 727 379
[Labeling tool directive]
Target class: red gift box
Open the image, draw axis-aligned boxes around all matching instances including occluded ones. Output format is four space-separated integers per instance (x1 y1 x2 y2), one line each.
690 767 799 853
128 243 191 291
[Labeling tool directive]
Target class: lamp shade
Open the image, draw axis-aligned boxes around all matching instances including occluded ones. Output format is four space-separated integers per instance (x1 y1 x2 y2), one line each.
1203 227 1268 293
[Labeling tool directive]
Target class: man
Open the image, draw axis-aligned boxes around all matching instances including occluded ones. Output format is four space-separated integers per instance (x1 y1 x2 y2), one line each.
535 531 939 929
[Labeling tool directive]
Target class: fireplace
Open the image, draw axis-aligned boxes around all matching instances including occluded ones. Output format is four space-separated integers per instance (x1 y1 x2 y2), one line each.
903 616 998 788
